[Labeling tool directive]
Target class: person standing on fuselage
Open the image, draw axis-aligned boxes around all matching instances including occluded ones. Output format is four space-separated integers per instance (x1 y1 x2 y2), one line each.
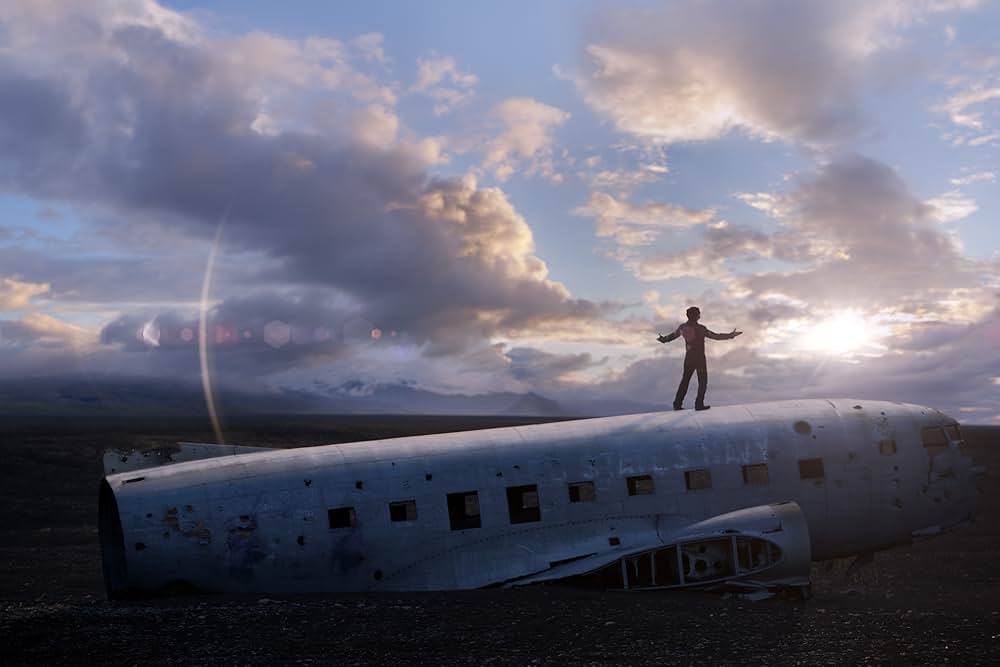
657 306 742 411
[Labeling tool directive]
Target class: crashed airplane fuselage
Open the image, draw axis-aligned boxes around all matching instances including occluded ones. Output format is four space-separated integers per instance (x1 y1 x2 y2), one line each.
98 399 981 597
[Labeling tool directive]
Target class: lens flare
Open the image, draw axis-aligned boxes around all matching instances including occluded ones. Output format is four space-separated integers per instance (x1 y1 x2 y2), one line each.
139 321 160 347
264 320 291 348
199 212 228 446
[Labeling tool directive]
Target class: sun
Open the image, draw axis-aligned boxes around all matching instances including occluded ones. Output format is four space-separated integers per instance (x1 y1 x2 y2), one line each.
800 311 886 356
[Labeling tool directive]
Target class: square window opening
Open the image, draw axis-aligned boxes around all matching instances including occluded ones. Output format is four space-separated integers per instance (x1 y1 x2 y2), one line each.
389 500 417 522
922 426 950 458
328 506 356 529
798 458 825 480
506 484 541 524
741 463 769 486
684 469 712 491
446 491 481 530
568 480 596 503
878 439 897 456
627 475 655 496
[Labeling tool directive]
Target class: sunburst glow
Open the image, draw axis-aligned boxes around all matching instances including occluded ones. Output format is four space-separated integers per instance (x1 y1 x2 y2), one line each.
800 311 888 356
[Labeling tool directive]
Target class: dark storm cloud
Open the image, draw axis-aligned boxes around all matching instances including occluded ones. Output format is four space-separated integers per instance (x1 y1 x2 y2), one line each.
0 67 87 189
0 7 603 370
0 245 211 305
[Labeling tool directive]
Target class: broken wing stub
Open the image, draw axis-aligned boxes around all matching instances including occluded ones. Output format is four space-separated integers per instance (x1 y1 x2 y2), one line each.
507 502 811 595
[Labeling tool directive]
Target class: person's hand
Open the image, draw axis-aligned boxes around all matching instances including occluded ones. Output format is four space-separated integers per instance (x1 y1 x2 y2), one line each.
657 334 668 343
730 329 743 338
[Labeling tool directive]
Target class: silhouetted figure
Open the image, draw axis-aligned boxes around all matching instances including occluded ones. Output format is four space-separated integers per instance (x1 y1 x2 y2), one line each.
658 306 742 411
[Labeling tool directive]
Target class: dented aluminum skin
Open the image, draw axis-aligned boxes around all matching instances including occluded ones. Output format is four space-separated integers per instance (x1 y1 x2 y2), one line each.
99 398 980 597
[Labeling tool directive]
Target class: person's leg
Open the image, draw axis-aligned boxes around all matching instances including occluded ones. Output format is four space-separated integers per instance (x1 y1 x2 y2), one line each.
695 359 708 408
674 361 696 408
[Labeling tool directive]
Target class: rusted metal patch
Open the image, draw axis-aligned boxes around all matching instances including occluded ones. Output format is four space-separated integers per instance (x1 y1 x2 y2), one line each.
225 514 266 580
162 506 212 545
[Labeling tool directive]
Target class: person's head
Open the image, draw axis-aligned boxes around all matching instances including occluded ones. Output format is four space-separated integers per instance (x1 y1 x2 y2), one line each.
686 306 701 322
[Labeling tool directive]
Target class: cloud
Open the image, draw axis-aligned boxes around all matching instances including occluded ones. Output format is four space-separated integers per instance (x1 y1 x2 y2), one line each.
736 155 990 310
410 53 476 115
95 290 362 382
0 1 604 376
352 33 389 65
573 0 981 147
1 312 87 346
934 42 1000 144
546 303 1000 422
504 346 604 383
934 84 1000 131
616 155 994 338
949 170 995 186
925 189 978 223
634 222 779 281
480 97 570 182
573 191 715 248
578 166 665 196
0 276 49 310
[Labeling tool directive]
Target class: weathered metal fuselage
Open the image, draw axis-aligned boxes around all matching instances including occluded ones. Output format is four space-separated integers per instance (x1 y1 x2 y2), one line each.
99 398 979 596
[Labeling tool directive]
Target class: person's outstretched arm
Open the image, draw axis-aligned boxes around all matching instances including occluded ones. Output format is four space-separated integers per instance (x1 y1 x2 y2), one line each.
657 327 681 344
704 327 743 340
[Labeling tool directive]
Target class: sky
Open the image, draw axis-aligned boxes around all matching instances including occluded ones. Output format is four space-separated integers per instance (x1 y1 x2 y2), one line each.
1 0 999 421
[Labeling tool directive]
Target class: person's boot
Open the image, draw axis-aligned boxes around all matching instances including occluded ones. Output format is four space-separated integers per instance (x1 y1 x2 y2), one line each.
695 404 711 411
673 403 683 411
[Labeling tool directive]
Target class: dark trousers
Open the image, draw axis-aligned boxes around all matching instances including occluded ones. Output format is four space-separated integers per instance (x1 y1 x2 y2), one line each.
674 355 707 408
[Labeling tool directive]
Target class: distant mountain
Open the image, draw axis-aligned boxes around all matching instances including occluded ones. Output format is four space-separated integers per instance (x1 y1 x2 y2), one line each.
567 396 666 417
309 381 571 417
0 376 574 417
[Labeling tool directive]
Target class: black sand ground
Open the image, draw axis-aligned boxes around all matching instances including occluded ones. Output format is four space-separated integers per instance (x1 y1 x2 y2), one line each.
1 415 998 665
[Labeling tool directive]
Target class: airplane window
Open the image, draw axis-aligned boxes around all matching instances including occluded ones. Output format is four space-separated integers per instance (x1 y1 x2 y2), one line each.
327 506 356 529
627 475 655 496
741 463 769 486
944 424 962 442
736 537 774 571
506 484 541 524
389 500 417 522
798 458 825 480
922 426 950 458
446 491 481 530
568 480 596 502
652 546 681 586
684 469 712 491
879 439 897 455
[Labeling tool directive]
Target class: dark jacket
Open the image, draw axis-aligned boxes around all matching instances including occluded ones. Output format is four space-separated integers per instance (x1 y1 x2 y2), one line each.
664 322 734 358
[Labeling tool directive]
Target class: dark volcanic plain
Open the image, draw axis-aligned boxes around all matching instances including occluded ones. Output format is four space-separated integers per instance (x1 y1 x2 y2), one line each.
1 414 998 666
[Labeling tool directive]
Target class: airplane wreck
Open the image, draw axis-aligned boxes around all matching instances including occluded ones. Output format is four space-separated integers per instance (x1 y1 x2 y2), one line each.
98 399 982 598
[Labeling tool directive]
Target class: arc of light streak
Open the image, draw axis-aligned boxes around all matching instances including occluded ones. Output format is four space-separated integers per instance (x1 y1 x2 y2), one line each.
199 210 229 446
